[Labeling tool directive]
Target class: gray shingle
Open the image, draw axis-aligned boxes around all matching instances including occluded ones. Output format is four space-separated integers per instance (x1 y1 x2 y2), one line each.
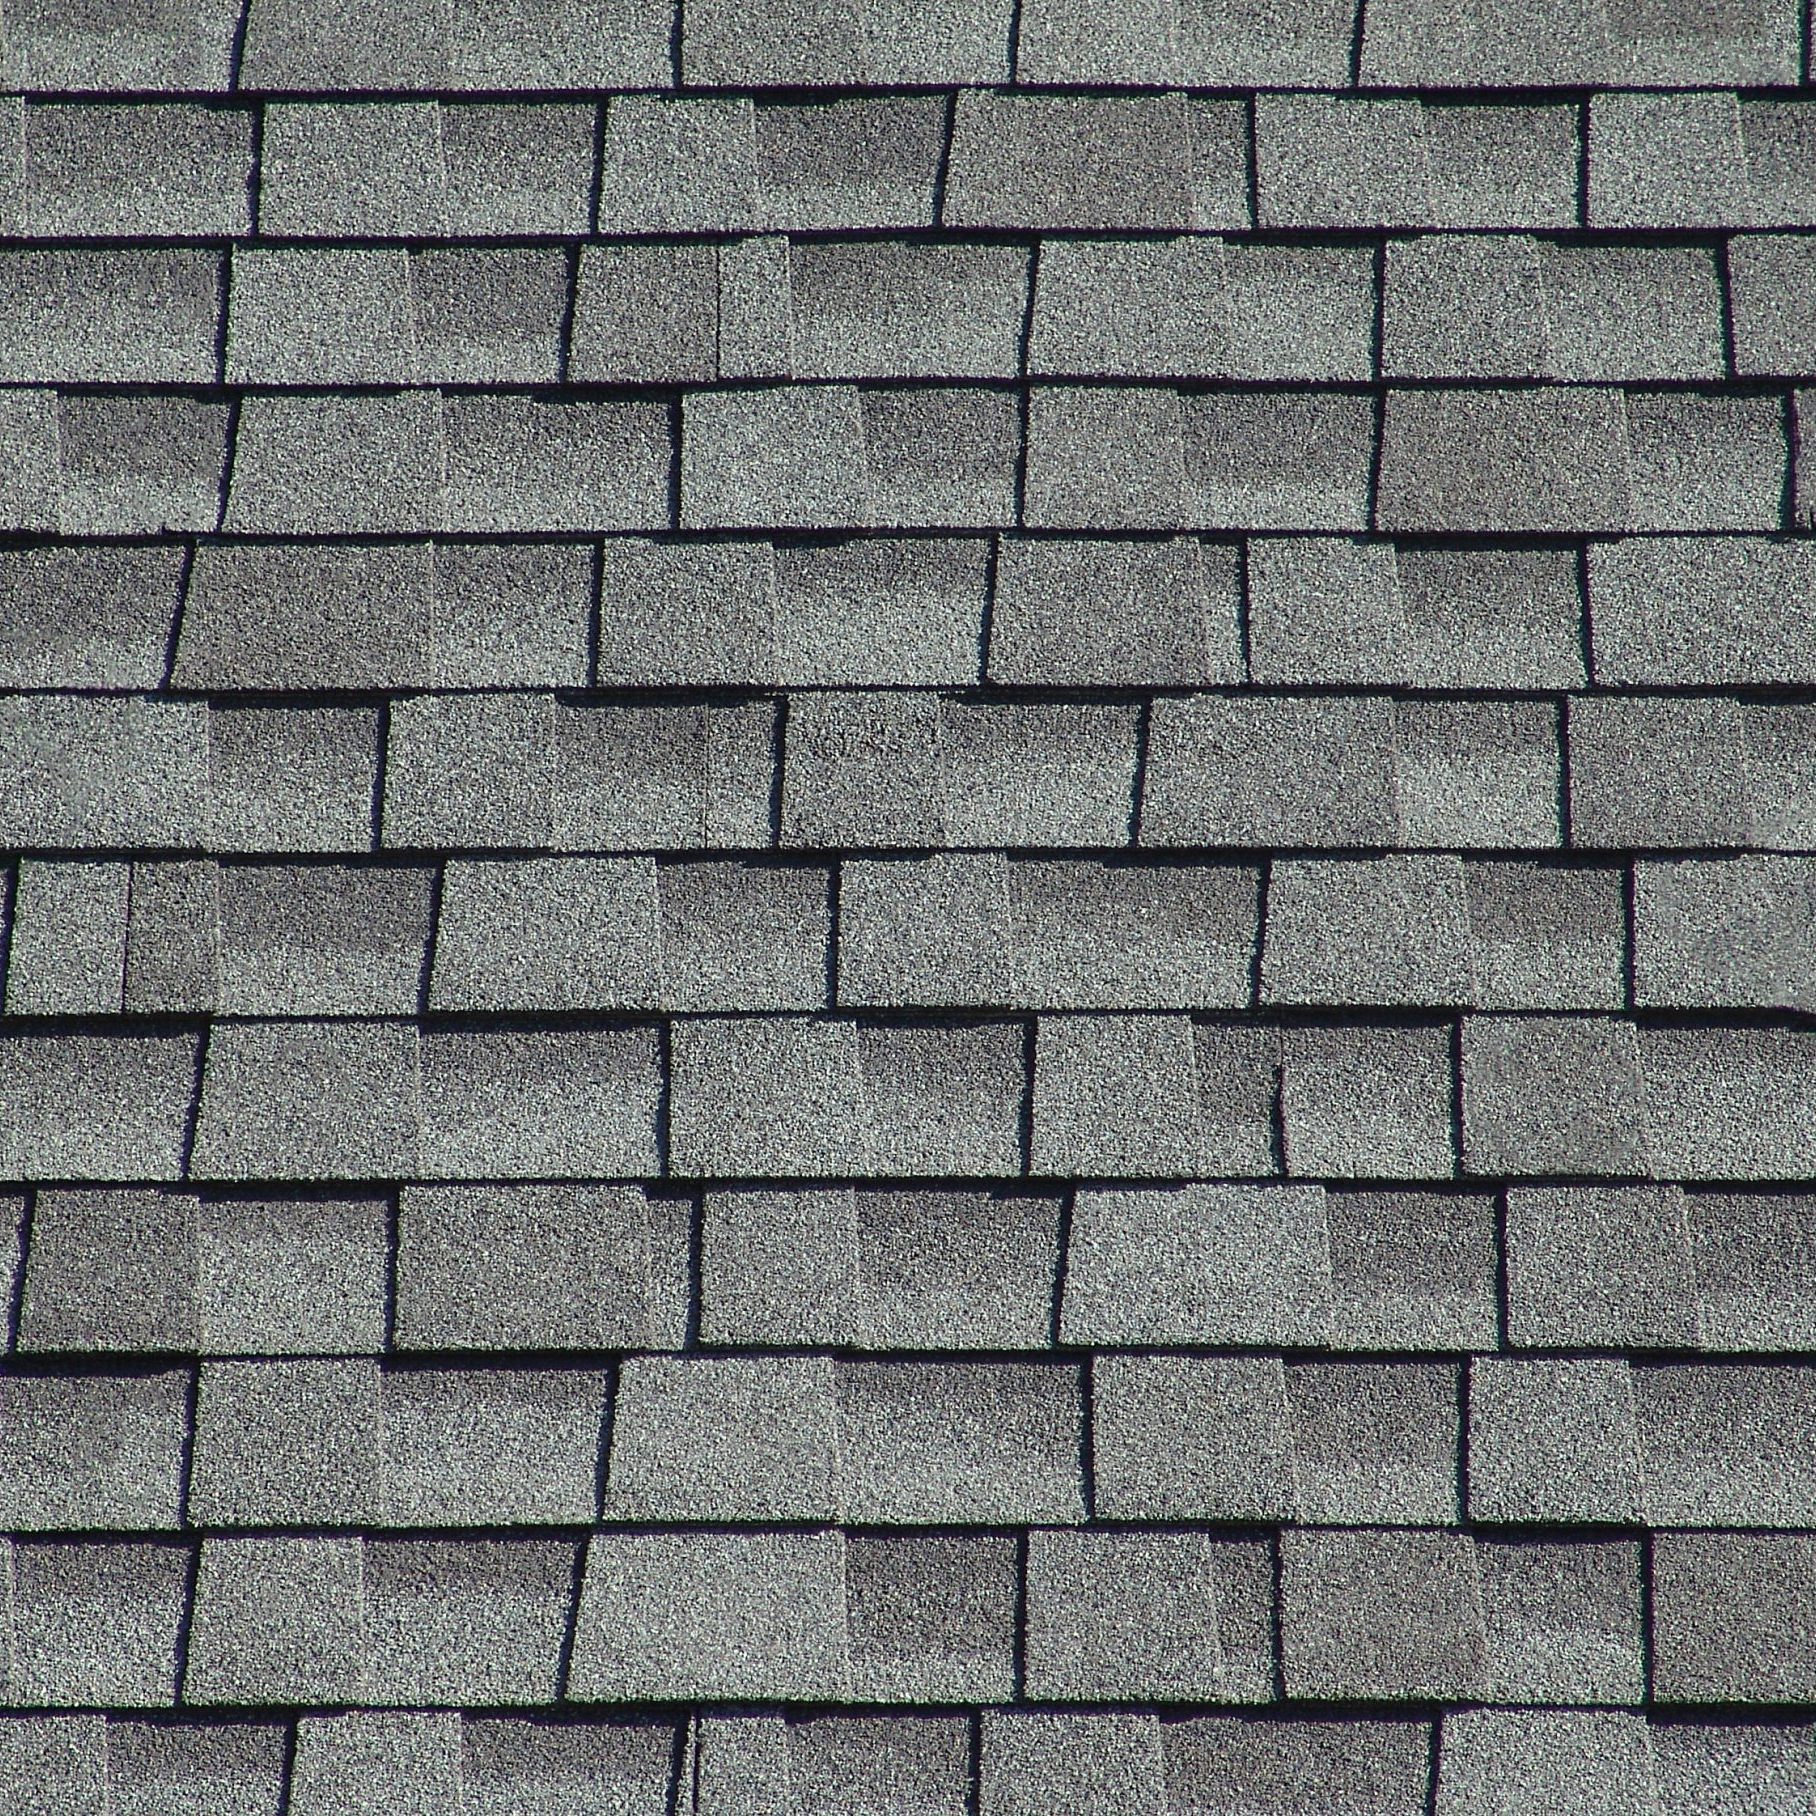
444 397 670 533
1280 1023 1456 1180
1654 1534 1816 1702
184 1536 366 1705
21 102 250 236
0 1718 106 1816
1401 548 1588 688
789 242 1028 381
1362 0 1797 82
1016 0 1354 84
0 251 220 382
1690 1191 1816 1351
207 705 379 856
1383 238 1723 381
861 1022 1025 1176
197 1194 388 1357
1464 864 1624 1012
260 103 447 237
5 860 129 1015
459 1720 675 1816
1281 1529 1489 1701
700 1188 859 1346
1436 1711 1660 1816
1257 96 1577 229
1468 1358 1644 1524
1183 391 1373 531
1060 1184 1333 1344
1162 1718 1431 1816
441 102 593 232
288 1715 460 1816
553 701 775 852
779 537 986 687
224 393 443 536
226 248 417 385
1143 695 1399 848
683 0 1014 82
1639 1026 1816 1182
6 0 240 87
1589 92 1754 228
1326 1190 1500 1351
191 1357 383 1526
1038 237 1365 383
682 387 868 531
847 1533 1016 1703
237 0 442 85
595 541 771 686
1092 1355 1297 1521
384 1368 604 1527
1246 538 1410 686
657 861 828 1012
216 864 430 1016
571 1532 849 1702
8 1541 186 1706
988 537 1242 687
396 1183 658 1350
429 545 589 689
597 97 759 234
569 244 717 385
17 1189 198 1353
1480 1540 1644 1707
363 1539 572 1706
1635 857 1816 1010
384 692 553 850
419 1025 658 1179
0 696 209 851
0 1036 200 1184
946 92 1242 232
756 98 944 230
0 548 181 690
190 1021 418 1183
838 1361 1083 1524
670 1017 841 1177
1022 386 1186 532
0 1373 186 1531
1263 855 1470 1008
0 388 58 531
1592 540 1816 687
1159 1022 1271 1170
106 1723 287 1816
177 544 435 690
779 693 941 849
55 394 229 535
412 248 567 385
125 860 221 1014
1653 1724 1816 1816
1286 1361 1460 1524
787 1717 970 1816
1567 696 1751 850
941 701 1139 847
1377 390 1634 535
605 1356 840 1521
981 1714 1166 1816
718 235 796 382
1031 1013 1208 1177
1503 1184 1699 1358
429 858 657 1012
1629 392 1784 533
1743 100 1816 225
1025 1530 1261 1702
1743 703 1816 849
1463 1020 1653 1179
1637 1365 1816 1527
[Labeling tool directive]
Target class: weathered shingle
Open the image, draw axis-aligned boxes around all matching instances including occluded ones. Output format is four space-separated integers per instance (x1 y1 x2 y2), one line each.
1652 1534 1816 1702
0 1037 200 1183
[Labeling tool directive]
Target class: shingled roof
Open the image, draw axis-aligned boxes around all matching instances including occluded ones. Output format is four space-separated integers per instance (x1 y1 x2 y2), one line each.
0 0 1814 1808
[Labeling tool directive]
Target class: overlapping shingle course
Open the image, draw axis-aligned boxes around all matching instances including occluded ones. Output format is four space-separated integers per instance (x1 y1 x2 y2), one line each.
0 0 1813 1806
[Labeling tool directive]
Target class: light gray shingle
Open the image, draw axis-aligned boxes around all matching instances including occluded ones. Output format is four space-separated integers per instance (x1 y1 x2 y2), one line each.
0 1373 186 1532
17 1189 198 1353
1467 1358 1645 1524
4 860 129 1015
226 248 417 385
0 1035 200 1184
207 705 378 856
0 250 221 382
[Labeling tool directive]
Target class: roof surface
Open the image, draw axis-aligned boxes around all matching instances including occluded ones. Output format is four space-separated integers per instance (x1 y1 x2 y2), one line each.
0 0 1813 1808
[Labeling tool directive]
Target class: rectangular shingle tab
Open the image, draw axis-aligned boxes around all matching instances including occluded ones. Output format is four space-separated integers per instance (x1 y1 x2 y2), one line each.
0 252 221 382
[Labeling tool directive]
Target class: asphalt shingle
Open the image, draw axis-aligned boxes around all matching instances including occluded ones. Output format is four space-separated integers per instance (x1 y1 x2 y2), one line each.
1280 1023 1456 1180
1690 1191 1816 1350
1326 1190 1500 1351
1478 1540 1644 1706
1015 0 1355 83
413 247 567 385
0 1036 200 1183
1162 1718 1432 1816
226 248 417 385
4 860 130 1015
1652 1534 1816 1702
1652 1724 1816 1816
0 547 182 690
1463 1020 1653 1179
755 97 944 229
0 1372 186 1531
384 692 553 850
846 1533 1017 1703
207 705 379 856
1286 1361 1461 1524
8 1541 187 1706
1435 1711 1661 1816
980 1713 1166 1816
1464 864 1625 1012
0 251 221 383
1468 1358 1645 1523
16 1189 199 1353
1639 1026 1816 1181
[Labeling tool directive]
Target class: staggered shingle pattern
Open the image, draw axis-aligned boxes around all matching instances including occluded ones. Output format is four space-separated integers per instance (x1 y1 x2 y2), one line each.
1 0 1815 1809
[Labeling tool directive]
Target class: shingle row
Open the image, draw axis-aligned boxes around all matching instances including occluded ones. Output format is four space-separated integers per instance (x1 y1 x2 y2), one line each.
9 92 1816 234
10 1015 1816 1182
12 1179 1816 1359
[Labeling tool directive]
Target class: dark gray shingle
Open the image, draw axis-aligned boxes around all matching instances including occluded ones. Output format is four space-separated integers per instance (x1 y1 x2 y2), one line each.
177 544 434 690
1162 1718 1432 1816
1639 1365 1816 1527
1326 1190 1500 1351
207 705 379 856
756 98 945 229
1690 1191 1816 1351
658 861 830 1012
1280 1023 1456 1180
1016 0 1354 85
569 244 717 385
1286 1360 1460 1524
988 538 1242 687
1281 1529 1488 1701
0 1373 186 1531
1464 864 1625 1012
0 1036 200 1183
847 1533 1016 1704
0 547 182 690
106 1724 287 1816
413 248 567 385
396 1184 660 1350
123 860 213 1014
1635 857 1816 1010
17 1189 198 1353
1653 1724 1816 1816
442 103 594 232
8 1541 187 1706
460 1720 676 1816
1479 1539 1643 1706
1652 1534 1816 1702
0 251 220 382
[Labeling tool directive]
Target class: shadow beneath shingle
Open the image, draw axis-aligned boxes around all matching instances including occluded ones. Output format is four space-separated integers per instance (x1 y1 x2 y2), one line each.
5 1188 33 1358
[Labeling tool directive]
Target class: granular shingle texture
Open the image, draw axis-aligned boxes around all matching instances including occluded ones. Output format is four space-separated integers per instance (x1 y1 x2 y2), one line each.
2 9 1811 1809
